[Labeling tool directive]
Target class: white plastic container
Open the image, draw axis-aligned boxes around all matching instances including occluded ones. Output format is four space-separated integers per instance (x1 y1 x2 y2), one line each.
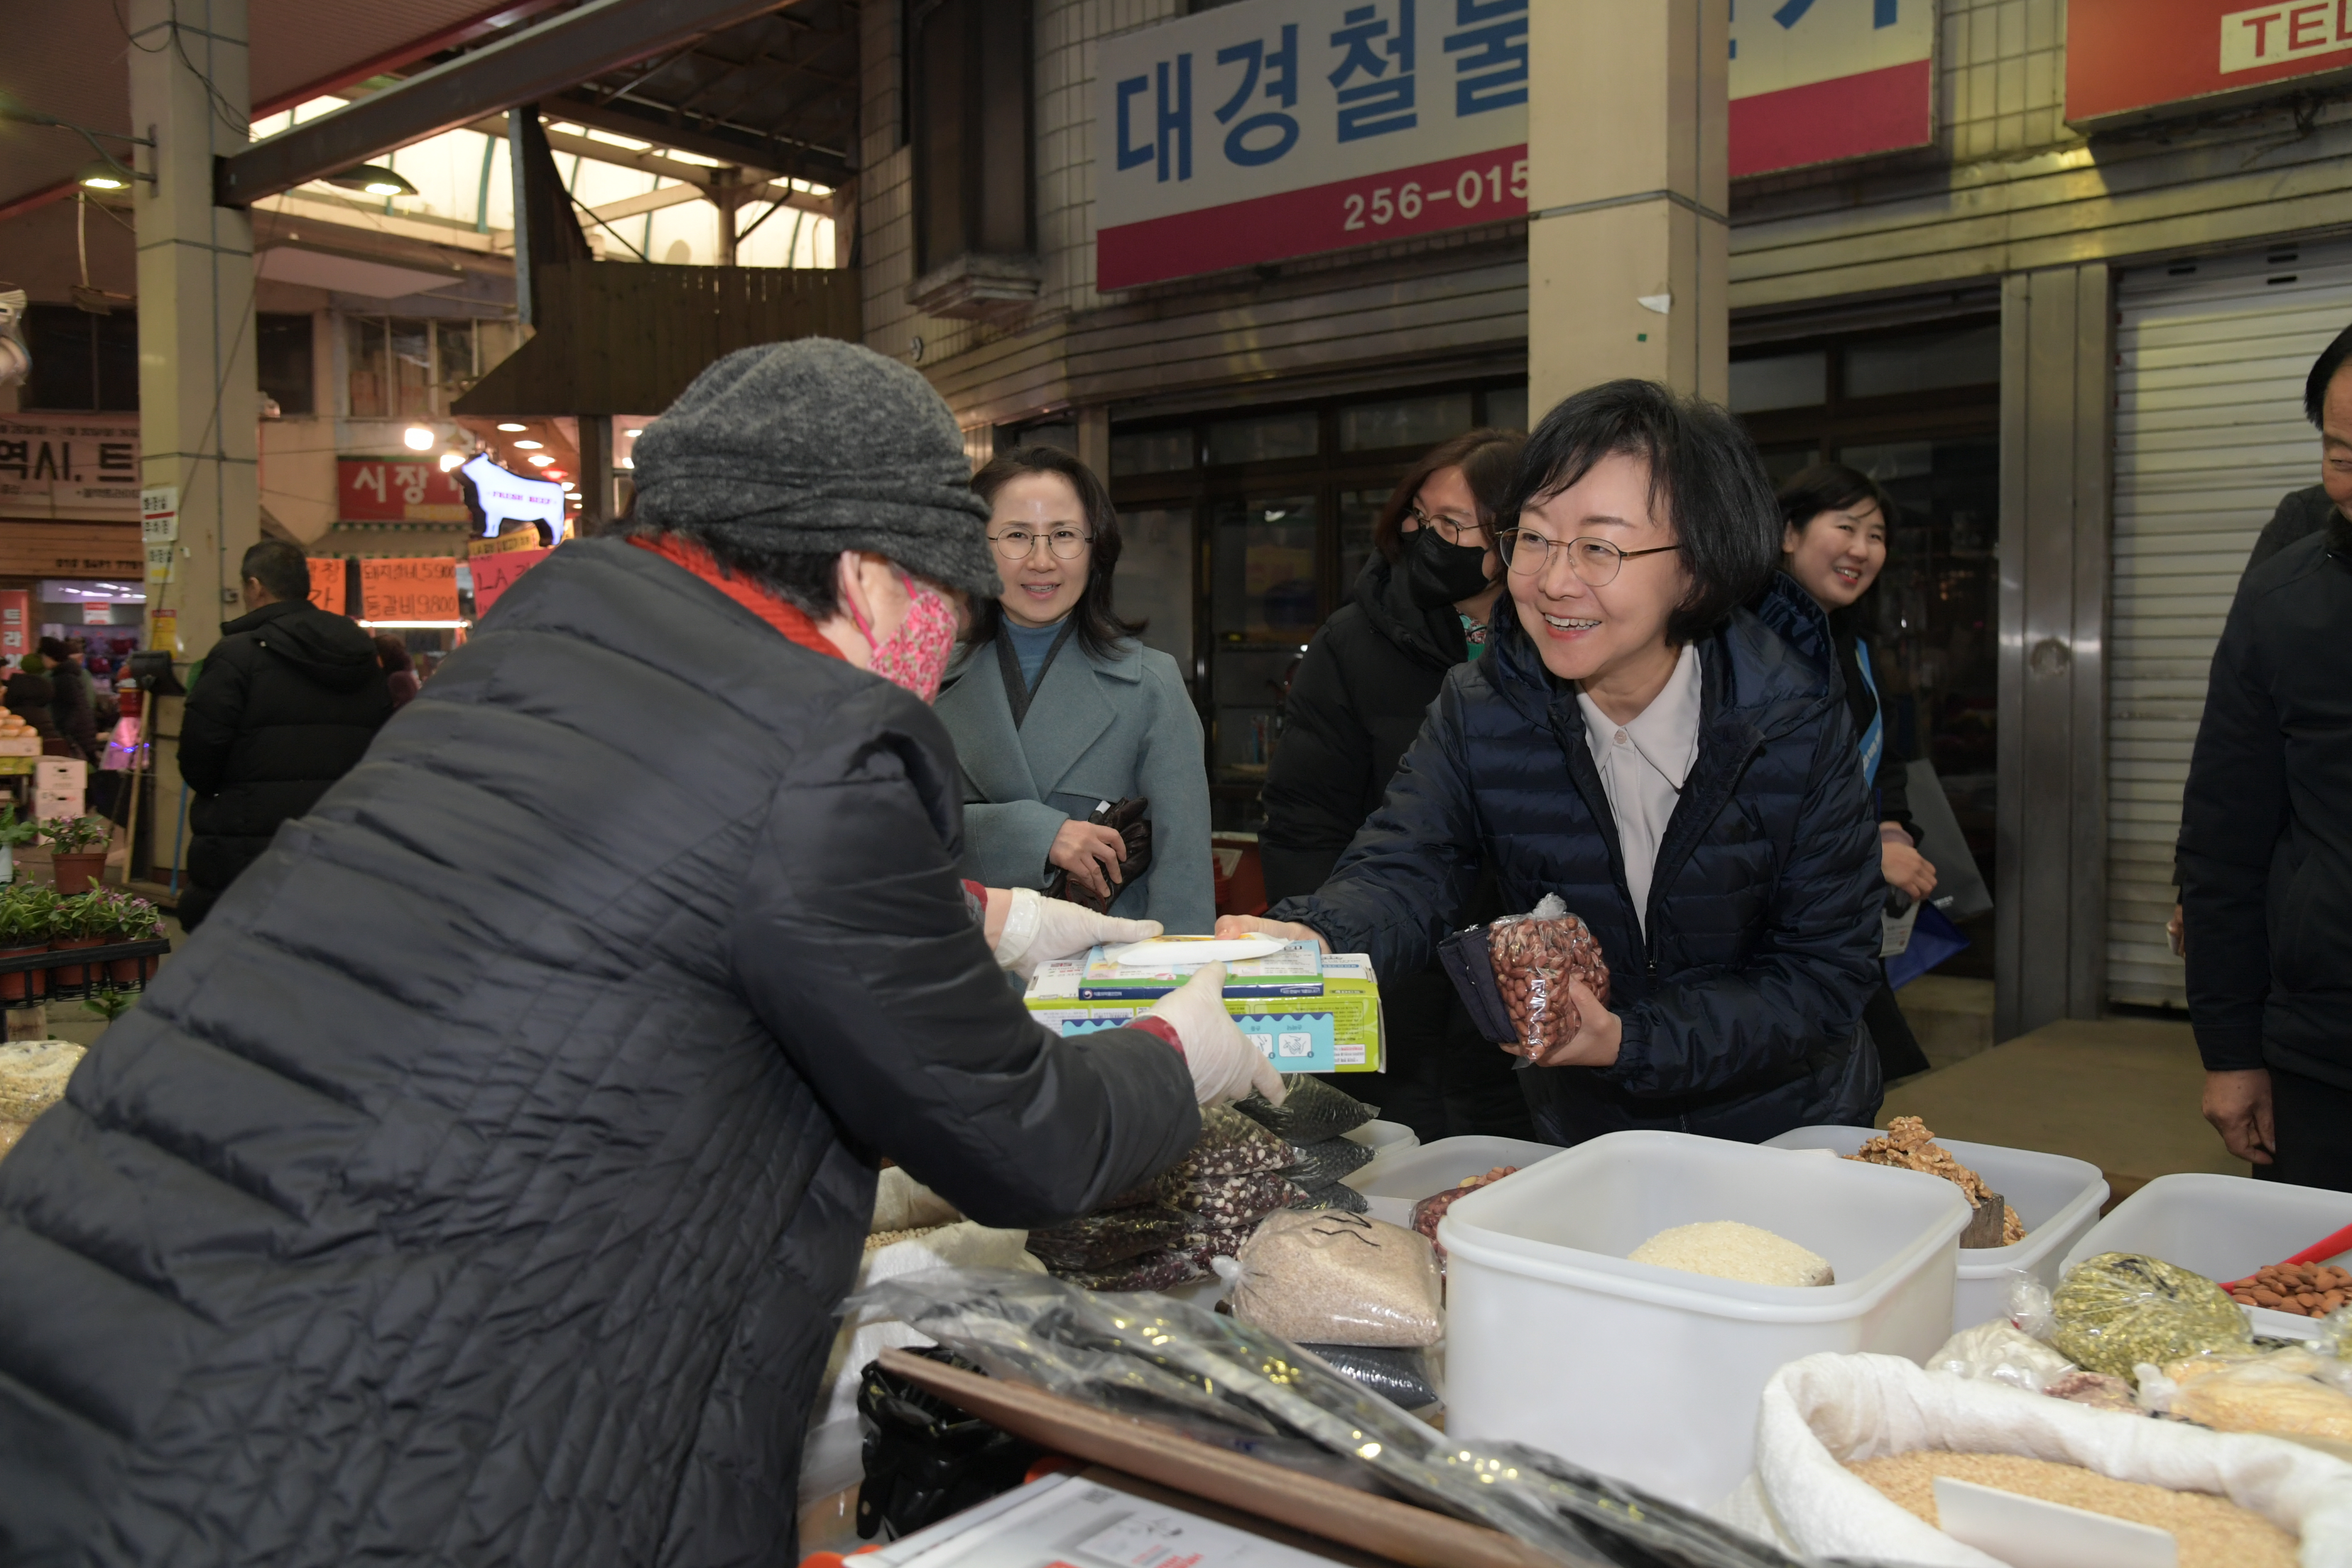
2059 1171 2352 1340
1341 1133 1561 1227
1440 1129 1969 1509
1763 1126 2108 1331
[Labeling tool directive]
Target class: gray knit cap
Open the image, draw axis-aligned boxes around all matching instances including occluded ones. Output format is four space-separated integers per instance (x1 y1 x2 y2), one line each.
630 338 998 599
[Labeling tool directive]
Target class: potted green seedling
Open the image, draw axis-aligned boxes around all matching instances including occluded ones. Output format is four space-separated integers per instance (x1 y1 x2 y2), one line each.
0 804 36 887
84 984 136 1026
39 815 109 895
0 884 55 1005
47 888 106 998
98 889 164 987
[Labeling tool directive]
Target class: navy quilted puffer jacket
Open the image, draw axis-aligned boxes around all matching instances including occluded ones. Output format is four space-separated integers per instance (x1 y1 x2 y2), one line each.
0 540 1200 1567
1271 574 1883 1146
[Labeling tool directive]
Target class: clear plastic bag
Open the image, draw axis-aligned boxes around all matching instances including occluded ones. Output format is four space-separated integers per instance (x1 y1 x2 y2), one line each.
2049 1251 2252 1380
1221 1210 1443 1348
852 1268 1812 1568
1487 894 1610 1055
1233 1077 1377 1143
1297 1342 1441 1414
1061 1245 1210 1294
1928 1318 2077 1395
2137 1344 2352 1441
1025 1206 1190 1275
1173 1104 1293 1179
1281 1135 1375 1188
1291 1179 1369 1215
1408 1165 1520 1262
1175 1170 1307 1227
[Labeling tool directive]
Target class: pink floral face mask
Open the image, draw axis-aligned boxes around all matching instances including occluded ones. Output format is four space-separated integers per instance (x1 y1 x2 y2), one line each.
850 571 959 703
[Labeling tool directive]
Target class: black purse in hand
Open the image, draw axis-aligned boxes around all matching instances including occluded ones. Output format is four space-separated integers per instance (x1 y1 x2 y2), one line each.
1045 796 1153 914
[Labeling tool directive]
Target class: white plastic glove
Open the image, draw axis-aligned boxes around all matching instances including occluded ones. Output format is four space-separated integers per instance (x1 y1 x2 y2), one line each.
992 887 1161 981
1145 962 1286 1107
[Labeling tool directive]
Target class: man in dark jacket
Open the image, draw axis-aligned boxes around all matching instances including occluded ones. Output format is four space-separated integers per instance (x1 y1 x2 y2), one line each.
2179 322 2352 1190
174 540 394 928
38 635 95 763
0 341 1246 1566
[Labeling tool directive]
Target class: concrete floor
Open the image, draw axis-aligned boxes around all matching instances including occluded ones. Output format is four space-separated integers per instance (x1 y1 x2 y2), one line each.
1879 1010 2249 1205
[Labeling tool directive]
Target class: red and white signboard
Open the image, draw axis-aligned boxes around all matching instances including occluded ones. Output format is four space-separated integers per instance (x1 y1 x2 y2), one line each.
467 548 551 618
1730 0 1937 179
1093 0 1936 290
1093 0 1531 291
2068 0 2352 124
338 457 467 524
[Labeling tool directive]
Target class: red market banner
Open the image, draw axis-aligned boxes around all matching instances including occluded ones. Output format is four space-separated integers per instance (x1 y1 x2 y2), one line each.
2069 0 2352 124
338 458 469 524
467 547 551 618
306 558 348 616
358 558 460 622
0 591 26 660
1729 0 1936 180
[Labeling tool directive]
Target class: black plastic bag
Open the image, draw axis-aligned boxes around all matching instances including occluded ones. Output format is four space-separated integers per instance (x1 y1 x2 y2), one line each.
854 1346 1040 1542
1235 1076 1377 1142
1026 1205 1190 1274
1282 1135 1375 1187
1299 1342 1441 1412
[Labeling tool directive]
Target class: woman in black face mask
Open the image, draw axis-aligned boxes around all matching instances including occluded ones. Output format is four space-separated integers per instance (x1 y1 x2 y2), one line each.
1261 427 1530 1142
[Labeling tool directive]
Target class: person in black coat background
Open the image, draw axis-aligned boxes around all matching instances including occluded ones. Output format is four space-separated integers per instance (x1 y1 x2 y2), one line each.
1260 427 1535 1140
1775 464 1935 1081
174 540 394 929
2 653 59 746
2179 319 2352 1190
0 340 1254 1568
38 635 95 763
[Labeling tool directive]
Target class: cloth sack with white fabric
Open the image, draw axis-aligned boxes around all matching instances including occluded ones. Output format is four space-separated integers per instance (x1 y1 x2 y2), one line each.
1718 1351 2352 1565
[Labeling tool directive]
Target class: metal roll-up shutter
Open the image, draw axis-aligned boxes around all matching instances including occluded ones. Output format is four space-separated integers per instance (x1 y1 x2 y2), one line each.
2109 240 2352 1007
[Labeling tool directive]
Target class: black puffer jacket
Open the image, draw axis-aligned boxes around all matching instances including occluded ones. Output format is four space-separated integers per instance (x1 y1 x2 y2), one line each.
1271 576 1883 1146
2179 516 2352 1088
177 599 393 925
0 539 1199 1566
1260 554 1469 902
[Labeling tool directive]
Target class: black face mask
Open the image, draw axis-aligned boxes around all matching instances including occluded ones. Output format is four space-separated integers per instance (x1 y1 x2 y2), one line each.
1401 523 1493 608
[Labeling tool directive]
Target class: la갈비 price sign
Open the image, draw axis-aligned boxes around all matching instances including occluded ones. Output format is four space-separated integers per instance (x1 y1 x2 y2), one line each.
1093 0 1530 290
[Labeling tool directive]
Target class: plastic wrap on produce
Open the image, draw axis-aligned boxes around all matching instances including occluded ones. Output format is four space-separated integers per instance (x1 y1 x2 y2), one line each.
2044 1253 2252 1381
1026 1206 1189 1275
1233 1077 1377 1143
853 1267 1827 1568
1280 1135 1375 1188
1290 1180 1369 1215
1175 1104 1293 1179
1222 1211 1443 1348
1296 1343 1441 1413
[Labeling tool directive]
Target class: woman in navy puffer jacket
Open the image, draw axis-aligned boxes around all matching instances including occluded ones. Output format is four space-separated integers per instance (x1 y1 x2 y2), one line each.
1224 380 1884 1146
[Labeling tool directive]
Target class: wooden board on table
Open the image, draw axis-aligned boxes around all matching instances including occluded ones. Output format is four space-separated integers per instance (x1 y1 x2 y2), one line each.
873 1348 1581 1568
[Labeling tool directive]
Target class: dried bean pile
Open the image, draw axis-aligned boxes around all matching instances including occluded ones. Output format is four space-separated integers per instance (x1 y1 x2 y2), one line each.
1489 902 1609 1057
2228 1261 2352 1317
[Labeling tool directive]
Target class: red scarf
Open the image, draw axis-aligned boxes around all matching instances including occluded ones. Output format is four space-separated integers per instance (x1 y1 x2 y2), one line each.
630 534 844 663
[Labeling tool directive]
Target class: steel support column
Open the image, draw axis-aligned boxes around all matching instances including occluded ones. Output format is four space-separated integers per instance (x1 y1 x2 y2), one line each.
1996 265 2114 1040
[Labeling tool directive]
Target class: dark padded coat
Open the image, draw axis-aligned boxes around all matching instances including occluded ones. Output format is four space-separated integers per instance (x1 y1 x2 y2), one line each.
1270 575 1884 1146
177 599 393 926
0 538 1200 1567
1259 554 1472 903
2179 516 2352 1089
2247 483 2334 572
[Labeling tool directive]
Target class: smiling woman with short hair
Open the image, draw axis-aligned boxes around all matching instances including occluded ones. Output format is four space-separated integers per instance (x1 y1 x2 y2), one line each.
1221 379 1887 1147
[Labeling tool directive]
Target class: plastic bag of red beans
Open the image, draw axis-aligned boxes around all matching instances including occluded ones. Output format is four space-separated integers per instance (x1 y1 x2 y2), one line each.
1438 894 1610 1057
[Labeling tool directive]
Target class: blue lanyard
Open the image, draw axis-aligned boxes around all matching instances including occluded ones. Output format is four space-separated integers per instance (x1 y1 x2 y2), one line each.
1855 638 1883 788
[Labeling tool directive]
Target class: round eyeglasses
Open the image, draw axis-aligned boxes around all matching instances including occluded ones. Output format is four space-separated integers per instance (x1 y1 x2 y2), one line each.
988 526 1093 562
1496 529 1680 586
1407 505 1484 545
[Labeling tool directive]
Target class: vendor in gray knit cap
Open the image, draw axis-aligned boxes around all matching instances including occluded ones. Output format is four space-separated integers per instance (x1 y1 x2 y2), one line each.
0 337 1276 1568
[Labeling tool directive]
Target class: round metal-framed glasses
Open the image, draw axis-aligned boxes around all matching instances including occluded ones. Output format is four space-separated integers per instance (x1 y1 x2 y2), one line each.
1496 529 1680 586
988 527 1093 562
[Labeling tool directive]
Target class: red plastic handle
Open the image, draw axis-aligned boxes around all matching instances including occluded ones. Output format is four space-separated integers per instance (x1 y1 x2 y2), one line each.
2221 1219 2352 1289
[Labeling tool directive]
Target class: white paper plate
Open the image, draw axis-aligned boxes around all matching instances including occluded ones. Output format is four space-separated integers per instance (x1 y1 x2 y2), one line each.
1103 934 1286 966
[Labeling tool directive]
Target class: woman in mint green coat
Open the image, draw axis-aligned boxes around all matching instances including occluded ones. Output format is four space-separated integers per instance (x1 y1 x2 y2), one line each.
934 446 1215 933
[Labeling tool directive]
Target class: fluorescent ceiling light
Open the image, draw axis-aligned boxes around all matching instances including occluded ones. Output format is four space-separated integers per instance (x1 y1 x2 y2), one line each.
497 422 527 432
